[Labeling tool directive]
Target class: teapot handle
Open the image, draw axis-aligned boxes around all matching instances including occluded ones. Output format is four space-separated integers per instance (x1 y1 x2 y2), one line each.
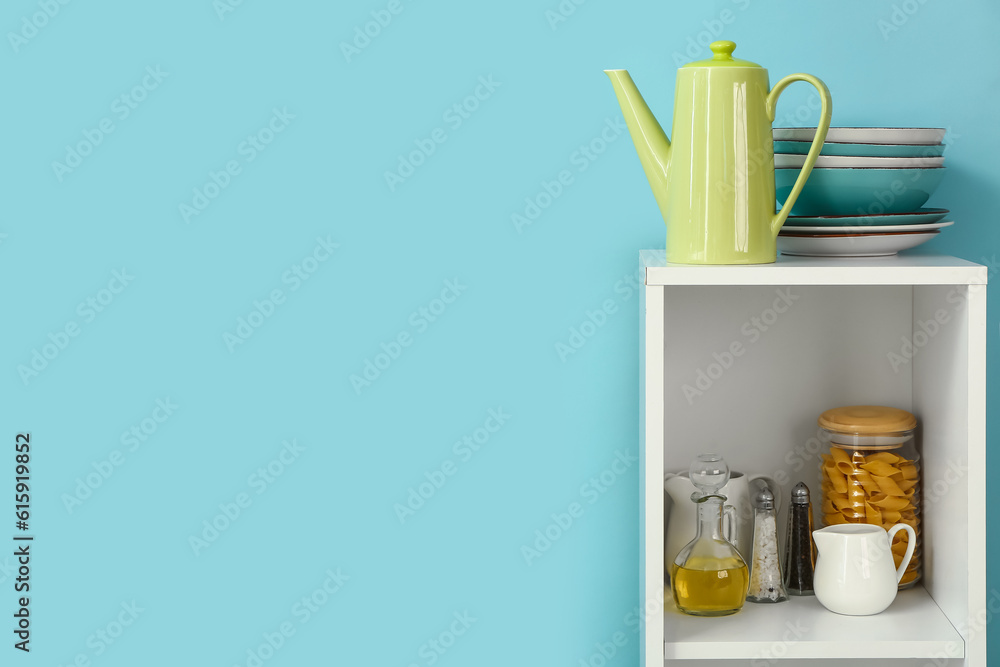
766 74 833 237
886 523 917 583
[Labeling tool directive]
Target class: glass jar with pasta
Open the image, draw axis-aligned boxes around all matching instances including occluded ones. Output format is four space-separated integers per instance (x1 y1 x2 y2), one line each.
818 405 920 589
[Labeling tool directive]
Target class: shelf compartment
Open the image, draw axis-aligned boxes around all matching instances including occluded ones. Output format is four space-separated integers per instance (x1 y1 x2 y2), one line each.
640 252 987 666
663 586 964 661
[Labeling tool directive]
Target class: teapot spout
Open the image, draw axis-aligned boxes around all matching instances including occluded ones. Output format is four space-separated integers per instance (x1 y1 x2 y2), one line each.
604 70 671 213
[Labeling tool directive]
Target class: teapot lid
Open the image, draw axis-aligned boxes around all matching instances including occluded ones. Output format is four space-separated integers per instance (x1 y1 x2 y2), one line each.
683 41 762 69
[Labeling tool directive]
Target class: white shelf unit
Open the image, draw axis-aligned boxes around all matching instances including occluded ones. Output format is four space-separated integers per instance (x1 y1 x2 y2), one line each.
640 251 987 667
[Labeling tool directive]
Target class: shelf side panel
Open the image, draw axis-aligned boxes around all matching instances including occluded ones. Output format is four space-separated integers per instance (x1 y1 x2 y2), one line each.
966 286 988 667
914 283 988 667
642 284 666 667
912 284 977 666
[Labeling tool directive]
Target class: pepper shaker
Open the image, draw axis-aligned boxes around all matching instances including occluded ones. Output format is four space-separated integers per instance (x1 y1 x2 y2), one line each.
783 482 816 595
746 480 788 603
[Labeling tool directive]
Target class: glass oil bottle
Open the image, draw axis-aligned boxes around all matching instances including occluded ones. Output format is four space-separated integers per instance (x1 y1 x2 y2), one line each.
670 454 749 616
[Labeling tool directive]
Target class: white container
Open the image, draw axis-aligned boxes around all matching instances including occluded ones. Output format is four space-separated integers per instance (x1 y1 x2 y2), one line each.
812 523 916 616
663 470 776 569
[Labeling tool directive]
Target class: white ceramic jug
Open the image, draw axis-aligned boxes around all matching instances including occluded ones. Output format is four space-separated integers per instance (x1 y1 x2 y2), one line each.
664 470 776 570
813 523 916 616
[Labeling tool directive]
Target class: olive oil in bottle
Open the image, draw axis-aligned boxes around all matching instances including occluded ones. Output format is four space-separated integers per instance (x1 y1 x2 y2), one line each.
670 455 749 617
671 557 750 615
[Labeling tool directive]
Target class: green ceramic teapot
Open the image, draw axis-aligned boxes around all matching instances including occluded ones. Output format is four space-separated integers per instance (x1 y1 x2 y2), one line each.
606 41 832 264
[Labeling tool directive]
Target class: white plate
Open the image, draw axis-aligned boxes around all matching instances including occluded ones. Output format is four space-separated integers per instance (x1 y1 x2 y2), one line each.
781 221 953 234
773 127 946 145
775 154 944 168
777 231 939 257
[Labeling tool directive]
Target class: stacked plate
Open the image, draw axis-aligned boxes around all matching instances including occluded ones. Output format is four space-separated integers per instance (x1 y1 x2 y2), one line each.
773 128 950 257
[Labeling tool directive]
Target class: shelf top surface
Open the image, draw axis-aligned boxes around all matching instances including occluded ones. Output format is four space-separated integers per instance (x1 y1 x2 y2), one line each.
663 586 964 660
642 250 989 286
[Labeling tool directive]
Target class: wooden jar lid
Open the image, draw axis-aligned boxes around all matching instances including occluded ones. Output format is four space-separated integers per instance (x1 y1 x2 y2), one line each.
818 405 916 435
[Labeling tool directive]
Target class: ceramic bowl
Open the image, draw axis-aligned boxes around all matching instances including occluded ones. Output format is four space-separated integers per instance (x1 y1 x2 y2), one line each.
774 127 946 145
774 140 945 158
775 154 944 169
785 208 950 227
777 231 939 257
780 220 953 235
775 167 946 216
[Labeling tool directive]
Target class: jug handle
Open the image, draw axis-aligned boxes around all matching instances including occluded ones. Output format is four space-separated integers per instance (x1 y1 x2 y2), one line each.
886 523 917 583
766 74 833 237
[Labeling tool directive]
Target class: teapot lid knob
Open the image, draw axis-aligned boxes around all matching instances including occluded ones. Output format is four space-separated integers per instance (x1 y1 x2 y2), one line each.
710 40 737 61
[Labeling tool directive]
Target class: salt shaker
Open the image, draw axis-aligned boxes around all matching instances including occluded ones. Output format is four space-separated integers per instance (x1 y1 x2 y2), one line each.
746 480 788 603
783 481 816 595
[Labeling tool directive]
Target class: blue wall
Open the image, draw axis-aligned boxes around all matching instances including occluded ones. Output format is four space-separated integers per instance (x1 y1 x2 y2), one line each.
2 0 996 664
